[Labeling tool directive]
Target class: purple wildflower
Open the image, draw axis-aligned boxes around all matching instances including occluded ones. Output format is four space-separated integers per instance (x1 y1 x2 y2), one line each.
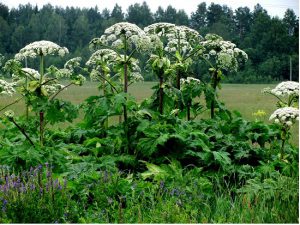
159 181 165 189
170 188 180 196
2 199 7 212
30 184 36 190
46 170 52 178
20 183 26 193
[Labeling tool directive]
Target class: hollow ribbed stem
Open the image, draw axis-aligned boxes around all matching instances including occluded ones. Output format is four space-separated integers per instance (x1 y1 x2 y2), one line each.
187 100 191 121
159 75 164 114
280 128 287 160
210 71 218 119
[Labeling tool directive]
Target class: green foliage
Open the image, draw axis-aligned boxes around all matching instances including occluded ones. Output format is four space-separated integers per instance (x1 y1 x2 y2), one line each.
45 99 79 125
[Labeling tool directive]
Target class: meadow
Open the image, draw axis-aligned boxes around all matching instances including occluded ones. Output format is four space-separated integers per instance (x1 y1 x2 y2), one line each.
1 81 298 145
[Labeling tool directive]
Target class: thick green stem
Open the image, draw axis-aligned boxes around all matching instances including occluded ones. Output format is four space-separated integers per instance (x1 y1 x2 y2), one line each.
210 71 218 119
280 138 286 160
25 76 29 120
187 100 191 121
123 63 128 123
39 55 44 83
102 76 108 129
159 75 164 114
280 128 287 160
176 69 182 111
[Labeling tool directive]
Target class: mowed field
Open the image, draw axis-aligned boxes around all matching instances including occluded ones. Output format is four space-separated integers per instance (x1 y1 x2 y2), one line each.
0 82 298 145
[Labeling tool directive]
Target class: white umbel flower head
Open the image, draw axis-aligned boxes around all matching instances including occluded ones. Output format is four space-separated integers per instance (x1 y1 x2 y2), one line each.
44 83 65 96
0 79 15 96
90 22 151 52
64 57 82 71
21 68 40 80
15 40 69 60
129 72 144 83
164 26 202 55
269 107 299 127
201 34 248 72
270 81 299 97
86 49 118 66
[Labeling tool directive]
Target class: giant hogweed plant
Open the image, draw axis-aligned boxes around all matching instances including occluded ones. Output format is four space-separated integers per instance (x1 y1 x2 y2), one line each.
2 41 85 148
85 48 143 128
144 23 174 115
263 81 299 160
200 34 248 118
89 22 150 124
162 25 202 91
88 22 150 153
144 23 204 114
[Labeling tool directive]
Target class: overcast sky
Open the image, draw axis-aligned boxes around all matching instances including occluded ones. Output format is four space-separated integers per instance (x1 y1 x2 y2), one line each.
1 0 299 18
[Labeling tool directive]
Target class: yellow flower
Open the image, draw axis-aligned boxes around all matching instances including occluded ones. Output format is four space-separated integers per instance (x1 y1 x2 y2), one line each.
252 110 266 118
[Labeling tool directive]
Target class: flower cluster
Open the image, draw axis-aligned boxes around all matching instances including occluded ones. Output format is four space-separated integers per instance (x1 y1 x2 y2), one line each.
144 23 176 51
86 49 118 67
0 79 15 96
180 77 201 88
12 67 68 96
252 110 266 118
165 26 201 55
44 83 65 95
269 107 299 127
64 57 82 71
12 67 41 83
129 72 144 83
4 110 14 119
90 22 151 52
270 81 299 97
21 68 41 80
15 40 69 60
49 68 73 79
201 34 248 71
144 23 176 36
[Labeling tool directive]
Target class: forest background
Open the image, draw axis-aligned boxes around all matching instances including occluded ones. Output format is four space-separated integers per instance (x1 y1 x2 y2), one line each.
0 1 298 83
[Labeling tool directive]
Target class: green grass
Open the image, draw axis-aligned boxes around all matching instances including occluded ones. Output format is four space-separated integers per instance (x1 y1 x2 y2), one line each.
0 82 298 145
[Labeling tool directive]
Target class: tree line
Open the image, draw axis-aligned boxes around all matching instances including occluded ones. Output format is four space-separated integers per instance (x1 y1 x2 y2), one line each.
0 1 298 83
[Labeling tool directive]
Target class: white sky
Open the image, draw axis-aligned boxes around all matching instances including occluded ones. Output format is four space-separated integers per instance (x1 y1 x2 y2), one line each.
0 0 299 18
